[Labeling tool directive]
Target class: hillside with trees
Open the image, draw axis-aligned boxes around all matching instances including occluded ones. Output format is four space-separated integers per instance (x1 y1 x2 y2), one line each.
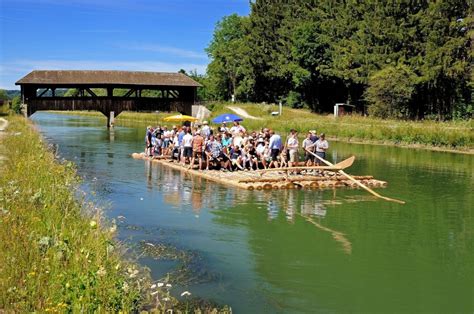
204 0 473 120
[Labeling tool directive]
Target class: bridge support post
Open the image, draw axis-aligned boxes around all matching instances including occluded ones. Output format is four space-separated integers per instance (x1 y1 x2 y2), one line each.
107 111 115 128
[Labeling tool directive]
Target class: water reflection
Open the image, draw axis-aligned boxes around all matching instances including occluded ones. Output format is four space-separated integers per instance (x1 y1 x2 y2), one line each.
142 159 354 255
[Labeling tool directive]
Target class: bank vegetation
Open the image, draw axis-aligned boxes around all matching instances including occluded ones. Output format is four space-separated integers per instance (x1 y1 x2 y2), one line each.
0 115 231 312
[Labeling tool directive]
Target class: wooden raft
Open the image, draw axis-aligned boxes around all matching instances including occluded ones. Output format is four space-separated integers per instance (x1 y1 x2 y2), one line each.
131 153 387 191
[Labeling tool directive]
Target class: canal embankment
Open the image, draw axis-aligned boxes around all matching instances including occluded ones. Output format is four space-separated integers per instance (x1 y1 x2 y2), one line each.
47 103 473 154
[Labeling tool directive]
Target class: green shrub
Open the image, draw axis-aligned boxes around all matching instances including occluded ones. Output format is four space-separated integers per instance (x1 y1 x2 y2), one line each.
11 96 22 114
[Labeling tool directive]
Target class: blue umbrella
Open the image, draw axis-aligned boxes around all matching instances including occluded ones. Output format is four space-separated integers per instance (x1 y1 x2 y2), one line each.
212 113 243 124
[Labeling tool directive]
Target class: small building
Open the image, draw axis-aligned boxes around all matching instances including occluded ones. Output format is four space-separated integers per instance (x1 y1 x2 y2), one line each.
334 103 355 117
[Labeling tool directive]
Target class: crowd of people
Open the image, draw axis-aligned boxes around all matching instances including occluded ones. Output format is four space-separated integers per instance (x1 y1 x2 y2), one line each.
144 121 329 171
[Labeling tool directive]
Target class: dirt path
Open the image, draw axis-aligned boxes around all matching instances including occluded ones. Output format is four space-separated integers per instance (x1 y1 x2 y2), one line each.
226 106 263 120
0 117 9 166
0 117 8 132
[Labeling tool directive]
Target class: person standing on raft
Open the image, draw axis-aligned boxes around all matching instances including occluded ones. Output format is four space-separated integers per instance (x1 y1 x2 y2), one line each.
268 130 282 168
145 125 153 157
286 129 299 167
307 133 329 166
191 130 205 170
181 128 194 166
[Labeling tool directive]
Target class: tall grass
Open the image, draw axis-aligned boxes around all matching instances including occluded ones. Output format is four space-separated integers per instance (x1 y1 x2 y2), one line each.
0 115 232 313
0 115 148 312
46 105 473 151
210 103 473 150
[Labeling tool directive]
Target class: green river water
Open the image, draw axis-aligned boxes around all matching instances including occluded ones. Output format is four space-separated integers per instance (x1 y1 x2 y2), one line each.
33 112 473 313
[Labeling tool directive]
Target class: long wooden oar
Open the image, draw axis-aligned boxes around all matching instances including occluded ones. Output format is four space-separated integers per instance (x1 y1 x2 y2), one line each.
256 156 355 173
306 149 405 204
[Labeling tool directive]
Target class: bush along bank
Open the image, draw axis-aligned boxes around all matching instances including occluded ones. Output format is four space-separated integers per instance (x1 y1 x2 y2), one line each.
0 115 232 313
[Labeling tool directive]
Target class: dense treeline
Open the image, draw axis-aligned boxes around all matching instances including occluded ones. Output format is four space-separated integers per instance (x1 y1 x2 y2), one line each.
204 0 473 120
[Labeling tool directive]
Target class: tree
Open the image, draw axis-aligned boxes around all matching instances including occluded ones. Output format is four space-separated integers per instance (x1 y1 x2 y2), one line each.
11 96 22 114
188 70 211 101
0 89 8 101
205 0 472 119
206 14 252 101
366 65 418 118
413 0 472 119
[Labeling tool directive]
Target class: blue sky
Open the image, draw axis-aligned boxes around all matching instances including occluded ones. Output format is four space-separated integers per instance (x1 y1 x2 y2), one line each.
0 0 250 89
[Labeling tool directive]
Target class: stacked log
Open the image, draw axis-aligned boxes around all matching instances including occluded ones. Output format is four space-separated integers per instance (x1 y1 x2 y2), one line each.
131 152 388 191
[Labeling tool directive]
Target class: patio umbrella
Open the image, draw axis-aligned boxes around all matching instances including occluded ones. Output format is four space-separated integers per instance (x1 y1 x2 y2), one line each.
163 114 198 122
212 113 243 124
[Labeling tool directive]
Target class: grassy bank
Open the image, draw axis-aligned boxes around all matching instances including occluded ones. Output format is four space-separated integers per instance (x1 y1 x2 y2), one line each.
210 103 473 152
0 115 149 311
0 114 232 313
48 103 473 153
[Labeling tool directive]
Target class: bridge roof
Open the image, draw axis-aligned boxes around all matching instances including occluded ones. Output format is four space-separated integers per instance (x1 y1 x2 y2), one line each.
16 70 201 87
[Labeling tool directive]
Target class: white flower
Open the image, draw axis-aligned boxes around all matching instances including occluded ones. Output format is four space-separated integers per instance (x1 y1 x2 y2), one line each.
129 269 139 278
150 291 159 296
157 282 164 287
96 266 106 276
166 283 172 288
122 282 129 292
150 284 157 289
163 297 170 301
181 291 191 297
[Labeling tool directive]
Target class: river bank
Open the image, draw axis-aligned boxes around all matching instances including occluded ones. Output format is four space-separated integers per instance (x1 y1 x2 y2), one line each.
0 115 150 311
0 115 230 313
47 104 473 154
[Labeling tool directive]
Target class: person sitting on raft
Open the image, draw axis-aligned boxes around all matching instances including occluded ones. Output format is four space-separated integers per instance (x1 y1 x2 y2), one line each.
205 134 229 171
229 145 244 170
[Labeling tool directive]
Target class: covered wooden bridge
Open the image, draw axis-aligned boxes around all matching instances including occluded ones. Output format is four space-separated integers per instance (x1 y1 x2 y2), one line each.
15 70 201 126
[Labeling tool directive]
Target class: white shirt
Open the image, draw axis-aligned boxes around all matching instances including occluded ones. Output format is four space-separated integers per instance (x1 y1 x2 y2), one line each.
201 125 211 137
233 135 243 147
287 136 298 153
230 125 245 135
315 139 328 152
302 138 313 150
183 133 193 147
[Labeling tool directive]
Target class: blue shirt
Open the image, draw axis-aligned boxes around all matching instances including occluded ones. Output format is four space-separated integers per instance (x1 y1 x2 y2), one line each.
222 137 232 147
269 134 282 150
177 130 185 146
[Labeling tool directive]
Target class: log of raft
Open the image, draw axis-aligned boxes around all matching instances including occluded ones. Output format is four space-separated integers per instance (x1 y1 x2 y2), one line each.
131 152 387 191
238 175 374 183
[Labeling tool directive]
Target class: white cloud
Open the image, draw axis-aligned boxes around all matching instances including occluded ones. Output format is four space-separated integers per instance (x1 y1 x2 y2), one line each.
122 43 208 60
0 59 207 90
